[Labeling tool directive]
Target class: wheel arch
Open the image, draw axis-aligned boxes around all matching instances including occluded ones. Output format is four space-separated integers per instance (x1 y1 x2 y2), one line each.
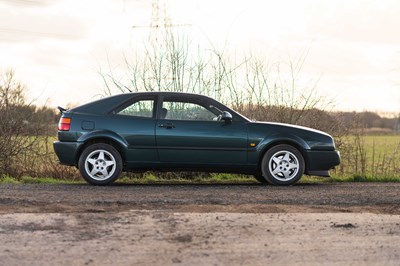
257 138 309 174
76 130 128 165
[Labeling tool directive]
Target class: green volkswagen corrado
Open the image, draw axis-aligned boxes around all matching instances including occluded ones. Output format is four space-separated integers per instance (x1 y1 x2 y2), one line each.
54 92 340 185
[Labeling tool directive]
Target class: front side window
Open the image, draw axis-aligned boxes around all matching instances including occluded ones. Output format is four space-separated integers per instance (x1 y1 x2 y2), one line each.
117 99 154 118
162 101 218 121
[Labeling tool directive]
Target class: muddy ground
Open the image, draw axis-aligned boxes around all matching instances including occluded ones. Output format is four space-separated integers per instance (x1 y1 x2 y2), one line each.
0 183 399 265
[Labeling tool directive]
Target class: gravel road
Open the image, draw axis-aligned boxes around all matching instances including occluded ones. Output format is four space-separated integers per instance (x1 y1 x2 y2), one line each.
1 183 400 265
0 183 399 214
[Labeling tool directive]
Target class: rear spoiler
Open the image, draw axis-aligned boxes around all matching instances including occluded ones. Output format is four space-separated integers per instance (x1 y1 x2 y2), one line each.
57 106 67 114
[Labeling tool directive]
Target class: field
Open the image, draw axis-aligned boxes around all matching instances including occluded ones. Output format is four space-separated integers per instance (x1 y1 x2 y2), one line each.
333 134 400 181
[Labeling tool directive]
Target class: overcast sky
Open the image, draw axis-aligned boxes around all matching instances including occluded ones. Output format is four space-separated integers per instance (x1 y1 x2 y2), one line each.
0 0 399 113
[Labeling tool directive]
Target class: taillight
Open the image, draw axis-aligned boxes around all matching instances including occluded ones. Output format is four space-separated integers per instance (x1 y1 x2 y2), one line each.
58 117 71 131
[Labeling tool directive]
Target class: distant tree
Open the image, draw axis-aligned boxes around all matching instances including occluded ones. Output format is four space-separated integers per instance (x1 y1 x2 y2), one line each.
360 111 381 128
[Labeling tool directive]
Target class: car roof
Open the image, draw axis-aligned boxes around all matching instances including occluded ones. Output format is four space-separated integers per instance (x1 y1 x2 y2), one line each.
69 92 214 114
67 91 250 122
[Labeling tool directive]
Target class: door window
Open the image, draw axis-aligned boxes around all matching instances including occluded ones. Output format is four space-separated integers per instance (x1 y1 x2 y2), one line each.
162 101 218 121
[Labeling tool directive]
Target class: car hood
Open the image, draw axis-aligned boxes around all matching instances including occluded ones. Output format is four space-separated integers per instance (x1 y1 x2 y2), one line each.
247 121 336 150
254 121 331 137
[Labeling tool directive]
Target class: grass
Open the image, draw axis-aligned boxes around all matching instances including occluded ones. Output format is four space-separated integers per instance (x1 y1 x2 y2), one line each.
362 135 400 160
0 175 82 184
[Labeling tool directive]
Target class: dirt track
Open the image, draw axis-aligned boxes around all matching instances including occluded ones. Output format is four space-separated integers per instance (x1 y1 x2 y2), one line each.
1 183 400 265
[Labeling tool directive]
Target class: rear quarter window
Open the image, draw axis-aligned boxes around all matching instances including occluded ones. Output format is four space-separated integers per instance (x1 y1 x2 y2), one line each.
115 99 155 118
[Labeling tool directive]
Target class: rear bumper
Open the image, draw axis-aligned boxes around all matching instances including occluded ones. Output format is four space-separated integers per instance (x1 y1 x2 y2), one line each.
53 141 83 166
304 149 340 177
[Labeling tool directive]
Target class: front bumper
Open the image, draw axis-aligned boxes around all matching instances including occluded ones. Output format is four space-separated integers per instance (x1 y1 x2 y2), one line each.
53 141 83 166
304 149 340 177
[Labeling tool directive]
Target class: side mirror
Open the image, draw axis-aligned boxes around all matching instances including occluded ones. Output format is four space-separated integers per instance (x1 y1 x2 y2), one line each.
221 111 232 123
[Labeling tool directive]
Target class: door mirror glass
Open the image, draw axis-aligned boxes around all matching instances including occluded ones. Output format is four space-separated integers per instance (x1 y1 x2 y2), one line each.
221 111 232 122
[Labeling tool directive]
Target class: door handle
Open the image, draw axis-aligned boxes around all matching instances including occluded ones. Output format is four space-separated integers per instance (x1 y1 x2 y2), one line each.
158 122 175 129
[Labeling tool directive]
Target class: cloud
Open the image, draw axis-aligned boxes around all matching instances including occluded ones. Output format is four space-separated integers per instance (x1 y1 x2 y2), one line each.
0 2 87 43
1 0 54 8
304 0 400 45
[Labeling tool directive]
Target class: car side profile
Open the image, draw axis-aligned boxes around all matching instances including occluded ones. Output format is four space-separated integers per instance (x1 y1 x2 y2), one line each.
54 92 340 185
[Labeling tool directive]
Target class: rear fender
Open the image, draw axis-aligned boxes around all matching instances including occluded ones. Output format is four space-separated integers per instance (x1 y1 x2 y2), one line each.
77 130 129 150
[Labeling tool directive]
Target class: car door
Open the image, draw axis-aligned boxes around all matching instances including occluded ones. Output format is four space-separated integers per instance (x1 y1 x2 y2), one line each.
155 96 248 165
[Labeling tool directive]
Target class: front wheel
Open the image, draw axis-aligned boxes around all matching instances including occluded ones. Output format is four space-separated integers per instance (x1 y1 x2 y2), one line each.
260 144 305 185
78 143 122 185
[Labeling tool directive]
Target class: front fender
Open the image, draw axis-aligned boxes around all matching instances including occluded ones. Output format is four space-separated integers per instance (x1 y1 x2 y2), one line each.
248 133 310 165
257 133 310 151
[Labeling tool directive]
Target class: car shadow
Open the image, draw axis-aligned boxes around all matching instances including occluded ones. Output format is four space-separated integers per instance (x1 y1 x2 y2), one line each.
107 182 323 187
61 181 324 187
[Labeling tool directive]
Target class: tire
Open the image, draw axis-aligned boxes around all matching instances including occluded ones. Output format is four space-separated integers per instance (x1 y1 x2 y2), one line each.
78 143 122 185
260 144 305 185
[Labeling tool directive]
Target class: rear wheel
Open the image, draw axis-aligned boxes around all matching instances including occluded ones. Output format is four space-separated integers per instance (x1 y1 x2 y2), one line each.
78 143 122 185
260 144 304 185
